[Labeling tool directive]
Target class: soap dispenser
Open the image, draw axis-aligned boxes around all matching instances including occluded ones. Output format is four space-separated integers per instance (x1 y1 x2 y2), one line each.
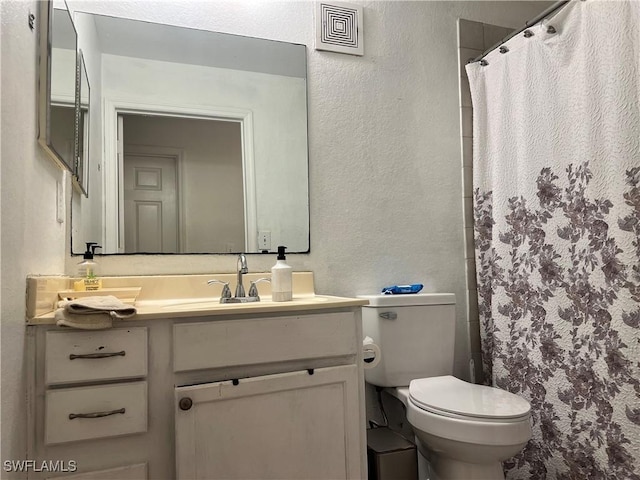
76 242 102 291
271 246 292 302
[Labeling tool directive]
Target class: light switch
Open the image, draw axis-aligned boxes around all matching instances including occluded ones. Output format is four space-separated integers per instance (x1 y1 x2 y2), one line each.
258 231 271 251
56 180 64 223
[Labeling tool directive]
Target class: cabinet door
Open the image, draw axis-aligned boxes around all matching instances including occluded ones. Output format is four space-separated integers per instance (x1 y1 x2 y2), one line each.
175 365 362 480
45 463 147 480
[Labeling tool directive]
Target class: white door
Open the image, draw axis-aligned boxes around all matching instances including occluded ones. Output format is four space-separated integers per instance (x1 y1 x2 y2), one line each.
174 366 362 480
123 152 179 253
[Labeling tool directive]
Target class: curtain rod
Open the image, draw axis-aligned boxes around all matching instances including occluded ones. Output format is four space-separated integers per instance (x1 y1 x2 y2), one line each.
470 0 571 64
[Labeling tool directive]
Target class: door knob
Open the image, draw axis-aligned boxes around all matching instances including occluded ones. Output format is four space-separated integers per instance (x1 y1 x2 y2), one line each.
179 397 193 411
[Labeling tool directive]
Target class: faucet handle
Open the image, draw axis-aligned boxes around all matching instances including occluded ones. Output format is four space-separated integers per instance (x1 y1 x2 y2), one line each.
207 279 231 299
248 278 271 299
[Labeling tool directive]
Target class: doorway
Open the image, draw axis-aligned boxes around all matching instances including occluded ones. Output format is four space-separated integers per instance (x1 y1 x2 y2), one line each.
118 113 246 253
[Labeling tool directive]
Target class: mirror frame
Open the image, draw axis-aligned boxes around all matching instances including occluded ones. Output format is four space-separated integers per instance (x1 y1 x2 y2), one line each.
72 50 89 197
37 0 77 173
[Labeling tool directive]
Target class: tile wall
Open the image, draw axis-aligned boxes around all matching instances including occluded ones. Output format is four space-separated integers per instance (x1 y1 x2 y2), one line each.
457 19 514 383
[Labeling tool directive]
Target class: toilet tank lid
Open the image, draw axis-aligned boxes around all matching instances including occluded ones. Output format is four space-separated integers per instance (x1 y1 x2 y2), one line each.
358 293 455 307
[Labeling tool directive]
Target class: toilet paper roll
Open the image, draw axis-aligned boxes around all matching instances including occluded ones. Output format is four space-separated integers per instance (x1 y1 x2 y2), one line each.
362 336 381 369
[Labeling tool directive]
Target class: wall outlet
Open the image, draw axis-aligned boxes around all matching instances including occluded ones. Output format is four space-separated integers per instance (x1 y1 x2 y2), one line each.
258 231 271 251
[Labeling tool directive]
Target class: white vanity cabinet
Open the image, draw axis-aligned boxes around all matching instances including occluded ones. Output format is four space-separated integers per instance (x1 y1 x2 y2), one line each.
41 328 149 446
172 312 365 479
175 366 361 479
27 327 152 480
27 305 366 480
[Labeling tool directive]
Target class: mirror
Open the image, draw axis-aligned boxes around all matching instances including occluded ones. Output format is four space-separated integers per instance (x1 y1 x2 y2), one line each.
70 12 310 255
38 2 77 172
73 51 90 196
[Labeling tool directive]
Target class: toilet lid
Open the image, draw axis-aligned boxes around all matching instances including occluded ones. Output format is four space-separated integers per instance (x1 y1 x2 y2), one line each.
409 376 531 420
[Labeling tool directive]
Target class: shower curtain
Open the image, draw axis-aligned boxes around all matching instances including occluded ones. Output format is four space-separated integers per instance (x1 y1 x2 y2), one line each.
466 1 639 479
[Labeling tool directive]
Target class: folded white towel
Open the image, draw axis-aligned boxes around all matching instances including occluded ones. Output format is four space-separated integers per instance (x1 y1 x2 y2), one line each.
55 309 113 330
54 296 137 330
64 295 137 319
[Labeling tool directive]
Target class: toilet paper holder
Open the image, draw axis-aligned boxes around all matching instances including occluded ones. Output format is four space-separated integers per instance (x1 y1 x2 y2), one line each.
363 336 381 369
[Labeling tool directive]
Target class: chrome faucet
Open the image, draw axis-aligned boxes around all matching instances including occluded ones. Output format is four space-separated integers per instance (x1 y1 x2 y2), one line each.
235 253 248 298
209 254 265 303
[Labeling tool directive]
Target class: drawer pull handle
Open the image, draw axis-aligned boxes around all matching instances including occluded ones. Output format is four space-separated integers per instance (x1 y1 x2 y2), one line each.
379 312 397 320
69 351 126 360
69 408 125 420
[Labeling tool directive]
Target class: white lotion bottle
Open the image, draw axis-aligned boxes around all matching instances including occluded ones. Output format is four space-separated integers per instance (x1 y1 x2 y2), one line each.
271 246 292 302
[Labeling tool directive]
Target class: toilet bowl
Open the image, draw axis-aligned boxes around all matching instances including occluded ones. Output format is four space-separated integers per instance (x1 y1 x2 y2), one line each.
360 293 532 480
391 376 531 480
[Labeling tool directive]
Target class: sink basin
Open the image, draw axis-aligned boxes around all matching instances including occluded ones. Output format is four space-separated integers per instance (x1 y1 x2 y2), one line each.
155 295 330 311
123 294 368 320
162 300 225 311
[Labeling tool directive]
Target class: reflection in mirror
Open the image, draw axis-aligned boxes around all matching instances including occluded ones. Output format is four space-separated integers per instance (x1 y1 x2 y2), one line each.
71 12 310 255
73 51 90 197
39 3 77 172
121 114 244 253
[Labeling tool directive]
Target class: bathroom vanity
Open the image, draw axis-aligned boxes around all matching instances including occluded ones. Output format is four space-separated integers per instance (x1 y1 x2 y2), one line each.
25 274 368 479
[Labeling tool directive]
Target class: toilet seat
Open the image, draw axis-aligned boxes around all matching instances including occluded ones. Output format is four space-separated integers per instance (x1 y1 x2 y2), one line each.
409 375 530 422
402 377 532 447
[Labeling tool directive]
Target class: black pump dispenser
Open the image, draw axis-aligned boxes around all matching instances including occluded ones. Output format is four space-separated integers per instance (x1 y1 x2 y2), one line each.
83 242 101 259
77 242 102 290
277 245 287 260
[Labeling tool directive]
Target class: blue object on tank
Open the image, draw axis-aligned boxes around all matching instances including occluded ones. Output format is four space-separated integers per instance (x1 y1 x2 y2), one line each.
381 284 424 295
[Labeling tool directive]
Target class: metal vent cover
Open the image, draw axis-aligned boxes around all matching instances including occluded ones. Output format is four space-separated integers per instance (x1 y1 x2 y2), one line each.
315 2 364 56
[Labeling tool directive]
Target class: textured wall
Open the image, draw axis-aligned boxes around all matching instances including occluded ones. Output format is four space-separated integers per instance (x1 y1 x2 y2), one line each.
2 0 550 470
1 0 68 473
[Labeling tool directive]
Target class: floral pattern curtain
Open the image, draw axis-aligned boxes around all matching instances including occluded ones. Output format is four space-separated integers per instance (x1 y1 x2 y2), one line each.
466 1 640 478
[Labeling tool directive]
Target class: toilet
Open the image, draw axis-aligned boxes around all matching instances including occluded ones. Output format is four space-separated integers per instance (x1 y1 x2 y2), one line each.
360 293 531 480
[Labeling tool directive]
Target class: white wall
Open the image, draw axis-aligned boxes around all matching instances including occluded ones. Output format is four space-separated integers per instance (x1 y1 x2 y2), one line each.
2 0 550 470
50 47 75 101
1 0 68 473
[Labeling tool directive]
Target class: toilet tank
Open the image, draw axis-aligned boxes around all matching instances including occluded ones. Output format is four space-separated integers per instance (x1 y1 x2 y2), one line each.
360 293 456 387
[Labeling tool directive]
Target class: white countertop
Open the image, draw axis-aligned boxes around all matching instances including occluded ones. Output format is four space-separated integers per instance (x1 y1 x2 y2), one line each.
26 272 368 325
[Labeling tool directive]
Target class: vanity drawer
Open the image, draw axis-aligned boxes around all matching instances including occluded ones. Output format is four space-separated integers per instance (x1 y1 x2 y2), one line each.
45 381 147 445
45 463 147 480
45 328 148 385
173 312 357 372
